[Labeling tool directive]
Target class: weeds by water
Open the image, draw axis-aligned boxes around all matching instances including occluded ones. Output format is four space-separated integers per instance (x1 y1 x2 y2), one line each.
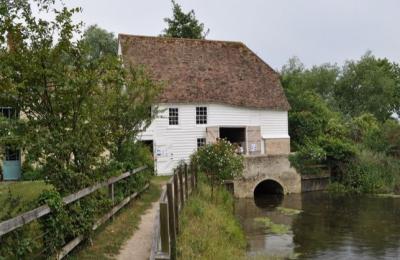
375 194 400 198
254 217 290 235
276 207 302 216
177 183 246 260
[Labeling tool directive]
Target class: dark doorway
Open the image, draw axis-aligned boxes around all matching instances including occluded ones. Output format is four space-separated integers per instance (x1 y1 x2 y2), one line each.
219 127 246 153
140 140 154 154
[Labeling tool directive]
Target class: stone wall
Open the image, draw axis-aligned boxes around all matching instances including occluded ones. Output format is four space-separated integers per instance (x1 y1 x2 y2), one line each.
234 155 301 198
301 172 331 192
264 138 290 155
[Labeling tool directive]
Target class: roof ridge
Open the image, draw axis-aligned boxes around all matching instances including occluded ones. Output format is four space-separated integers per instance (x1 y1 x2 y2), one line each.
118 33 245 46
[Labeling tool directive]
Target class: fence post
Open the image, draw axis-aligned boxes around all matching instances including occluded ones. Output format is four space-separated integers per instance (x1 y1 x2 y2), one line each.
109 183 115 220
184 163 189 199
108 183 115 205
178 167 184 208
190 163 195 192
159 202 170 255
173 172 179 234
167 183 176 259
194 163 198 189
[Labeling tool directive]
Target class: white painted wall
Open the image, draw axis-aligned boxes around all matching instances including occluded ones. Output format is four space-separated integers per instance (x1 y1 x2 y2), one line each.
139 103 289 175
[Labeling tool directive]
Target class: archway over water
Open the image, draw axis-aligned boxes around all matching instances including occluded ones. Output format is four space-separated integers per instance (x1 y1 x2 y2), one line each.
253 179 284 208
254 179 284 196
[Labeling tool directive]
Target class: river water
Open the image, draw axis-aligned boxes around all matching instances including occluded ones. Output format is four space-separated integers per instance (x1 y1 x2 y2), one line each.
235 192 400 259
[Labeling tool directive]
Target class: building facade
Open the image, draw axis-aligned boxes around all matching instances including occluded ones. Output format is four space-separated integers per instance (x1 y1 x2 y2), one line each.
119 34 291 175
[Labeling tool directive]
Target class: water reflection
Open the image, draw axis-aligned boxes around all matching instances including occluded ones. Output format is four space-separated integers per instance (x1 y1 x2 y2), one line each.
235 192 400 259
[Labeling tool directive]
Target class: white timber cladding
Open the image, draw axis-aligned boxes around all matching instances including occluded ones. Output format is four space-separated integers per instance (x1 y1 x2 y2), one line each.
139 103 289 175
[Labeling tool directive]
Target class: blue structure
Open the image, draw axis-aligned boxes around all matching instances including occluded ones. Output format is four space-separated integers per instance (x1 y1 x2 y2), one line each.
1 107 21 180
2 149 21 180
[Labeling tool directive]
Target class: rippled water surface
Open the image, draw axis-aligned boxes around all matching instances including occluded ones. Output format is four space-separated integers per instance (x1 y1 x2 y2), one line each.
235 192 400 259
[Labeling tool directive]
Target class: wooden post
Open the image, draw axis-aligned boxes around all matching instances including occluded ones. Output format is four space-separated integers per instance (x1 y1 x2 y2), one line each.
190 163 195 192
109 183 115 220
159 202 170 255
173 172 179 234
167 183 176 259
184 164 189 199
108 183 115 205
194 164 198 189
178 167 184 208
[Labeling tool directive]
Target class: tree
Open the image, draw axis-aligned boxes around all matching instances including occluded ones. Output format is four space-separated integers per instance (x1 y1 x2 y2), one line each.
334 52 400 121
81 24 118 61
191 139 243 196
162 0 209 39
0 0 160 194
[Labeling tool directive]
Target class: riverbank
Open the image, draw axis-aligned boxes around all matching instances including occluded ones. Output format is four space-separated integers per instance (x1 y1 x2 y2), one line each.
177 183 246 260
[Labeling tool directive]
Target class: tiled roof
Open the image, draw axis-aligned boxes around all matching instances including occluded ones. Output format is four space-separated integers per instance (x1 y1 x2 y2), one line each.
119 34 290 110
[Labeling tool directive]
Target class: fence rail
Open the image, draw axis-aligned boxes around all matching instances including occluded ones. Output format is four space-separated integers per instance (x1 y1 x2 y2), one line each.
150 163 198 260
0 165 148 259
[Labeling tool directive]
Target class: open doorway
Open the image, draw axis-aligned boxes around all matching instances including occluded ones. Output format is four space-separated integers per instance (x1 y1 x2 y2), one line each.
219 127 246 154
140 140 154 154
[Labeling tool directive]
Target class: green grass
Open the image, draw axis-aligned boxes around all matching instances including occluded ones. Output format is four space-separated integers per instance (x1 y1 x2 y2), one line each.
67 176 166 259
177 183 247 260
0 180 53 220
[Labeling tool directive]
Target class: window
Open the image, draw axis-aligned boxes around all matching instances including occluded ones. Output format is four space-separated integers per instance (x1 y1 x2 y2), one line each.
196 107 207 124
5 147 20 161
169 108 179 125
197 138 206 149
0 107 17 119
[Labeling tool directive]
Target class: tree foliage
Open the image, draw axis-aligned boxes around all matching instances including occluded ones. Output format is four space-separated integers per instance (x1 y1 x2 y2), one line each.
334 52 400 121
0 0 160 194
0 0 160 257
281 54 400 193
81 24 118 61
162 0 209 39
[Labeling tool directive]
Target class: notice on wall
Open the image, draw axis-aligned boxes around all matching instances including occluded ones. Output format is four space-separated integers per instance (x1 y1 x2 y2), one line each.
250 143 257 152
156 147 168 157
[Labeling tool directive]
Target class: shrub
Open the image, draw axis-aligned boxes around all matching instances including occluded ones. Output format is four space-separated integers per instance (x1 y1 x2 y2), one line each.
191 139 243 196
339 150 400 193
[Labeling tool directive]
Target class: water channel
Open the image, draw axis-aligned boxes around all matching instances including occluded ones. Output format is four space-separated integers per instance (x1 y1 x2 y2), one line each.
235 191 400 259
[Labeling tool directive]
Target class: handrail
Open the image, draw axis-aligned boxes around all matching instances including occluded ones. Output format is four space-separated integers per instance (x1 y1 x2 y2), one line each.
150 163 198 260
0 166 149 259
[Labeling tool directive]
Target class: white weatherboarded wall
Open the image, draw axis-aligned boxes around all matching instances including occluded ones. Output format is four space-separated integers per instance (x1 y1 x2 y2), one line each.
139 103 289 175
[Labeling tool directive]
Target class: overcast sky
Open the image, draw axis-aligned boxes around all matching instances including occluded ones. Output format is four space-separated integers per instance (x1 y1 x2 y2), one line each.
56 0 399 69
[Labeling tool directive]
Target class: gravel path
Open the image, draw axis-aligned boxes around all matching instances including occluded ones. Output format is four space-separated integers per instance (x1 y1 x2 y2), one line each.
117 200 159 260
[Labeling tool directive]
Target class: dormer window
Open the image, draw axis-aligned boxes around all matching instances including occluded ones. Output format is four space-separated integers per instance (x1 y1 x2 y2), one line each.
169 108 179 125
196 107 207 124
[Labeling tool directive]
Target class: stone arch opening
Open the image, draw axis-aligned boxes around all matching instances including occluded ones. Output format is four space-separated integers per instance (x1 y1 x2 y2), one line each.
254 179 284 196
253 179 284 208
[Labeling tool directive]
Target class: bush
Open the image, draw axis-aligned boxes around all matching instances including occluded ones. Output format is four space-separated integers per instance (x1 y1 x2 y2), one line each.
338 150 400 193
191 139 243 195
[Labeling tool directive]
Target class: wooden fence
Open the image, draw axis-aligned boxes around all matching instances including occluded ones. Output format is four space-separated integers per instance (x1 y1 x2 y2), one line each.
0 166 149 259
150 163 198 260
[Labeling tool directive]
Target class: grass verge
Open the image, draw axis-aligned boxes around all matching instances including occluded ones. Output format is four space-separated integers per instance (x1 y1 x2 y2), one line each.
177 182 246 260
67 176 168 259
0 181 52 220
